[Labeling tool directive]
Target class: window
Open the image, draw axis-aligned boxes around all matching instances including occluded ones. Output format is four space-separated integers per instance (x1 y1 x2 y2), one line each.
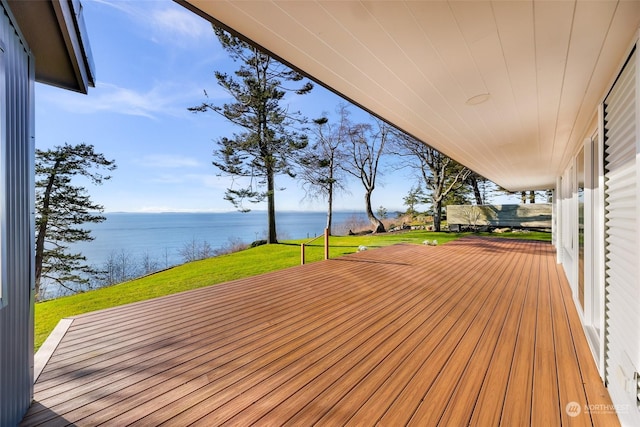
586 131 602 336
575 130 605 368
577 147 585 310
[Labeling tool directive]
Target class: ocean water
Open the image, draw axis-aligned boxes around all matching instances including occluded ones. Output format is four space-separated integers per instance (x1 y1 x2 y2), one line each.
70 210 368 270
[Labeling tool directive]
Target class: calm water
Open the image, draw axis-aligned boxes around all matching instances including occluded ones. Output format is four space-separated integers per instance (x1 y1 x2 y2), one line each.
71 210 367 269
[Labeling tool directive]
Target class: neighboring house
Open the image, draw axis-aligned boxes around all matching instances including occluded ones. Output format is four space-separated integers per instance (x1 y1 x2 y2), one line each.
176 1 640 424
0 1 93 425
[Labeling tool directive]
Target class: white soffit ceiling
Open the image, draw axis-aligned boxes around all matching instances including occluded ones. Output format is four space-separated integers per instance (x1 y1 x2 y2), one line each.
180 0 640 191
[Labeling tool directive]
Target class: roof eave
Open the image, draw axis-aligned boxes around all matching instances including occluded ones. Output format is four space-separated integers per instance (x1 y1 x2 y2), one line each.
6 0 95 94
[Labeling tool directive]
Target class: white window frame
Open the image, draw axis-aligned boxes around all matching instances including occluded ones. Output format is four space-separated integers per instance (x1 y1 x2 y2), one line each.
561 161 577 291
582 124 606 375
0 38 6 308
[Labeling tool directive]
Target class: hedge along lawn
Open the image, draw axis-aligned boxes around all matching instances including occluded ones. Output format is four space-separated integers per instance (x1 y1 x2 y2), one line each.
34 229 550 351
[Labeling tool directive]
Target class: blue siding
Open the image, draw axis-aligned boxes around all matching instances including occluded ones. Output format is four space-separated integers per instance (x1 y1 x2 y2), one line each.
0 4 35 425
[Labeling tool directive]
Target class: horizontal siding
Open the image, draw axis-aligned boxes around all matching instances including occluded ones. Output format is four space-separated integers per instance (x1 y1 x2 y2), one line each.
0 5 34 427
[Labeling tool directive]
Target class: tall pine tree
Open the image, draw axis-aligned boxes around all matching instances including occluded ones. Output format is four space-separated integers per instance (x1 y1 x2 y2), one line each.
35 143 116 299
190 28 313 243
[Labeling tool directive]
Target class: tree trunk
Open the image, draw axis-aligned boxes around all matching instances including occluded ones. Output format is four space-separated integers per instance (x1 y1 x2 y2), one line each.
433 199 443 232
266 171 278 243
34 161 59 298
34 220 47 298
365 190 385 233
470 176 483 205
326 181 333 235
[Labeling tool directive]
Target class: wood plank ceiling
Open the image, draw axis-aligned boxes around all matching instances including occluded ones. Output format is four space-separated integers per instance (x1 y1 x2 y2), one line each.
179 0 640 191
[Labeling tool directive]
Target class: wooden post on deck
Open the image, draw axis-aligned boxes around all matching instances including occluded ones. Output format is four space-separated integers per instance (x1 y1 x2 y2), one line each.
301 243 305 265
324 228 329 260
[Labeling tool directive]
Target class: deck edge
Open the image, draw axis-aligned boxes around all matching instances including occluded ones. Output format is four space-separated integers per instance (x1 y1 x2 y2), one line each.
33 318 74 383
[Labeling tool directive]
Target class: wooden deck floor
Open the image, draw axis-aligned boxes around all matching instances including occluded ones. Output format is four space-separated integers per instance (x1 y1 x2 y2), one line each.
21 237 617 426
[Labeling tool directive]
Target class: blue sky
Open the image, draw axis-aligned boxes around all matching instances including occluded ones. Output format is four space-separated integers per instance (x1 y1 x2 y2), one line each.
35 0 516 214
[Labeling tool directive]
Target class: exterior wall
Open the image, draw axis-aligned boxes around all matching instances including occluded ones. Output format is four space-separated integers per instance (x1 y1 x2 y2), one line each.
602 44 640 426
557 38 640 426
0 4 35 426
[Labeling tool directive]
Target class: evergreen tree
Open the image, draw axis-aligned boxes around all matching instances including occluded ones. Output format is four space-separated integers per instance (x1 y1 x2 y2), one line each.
466 172 486 205
190 27 313 243
403 186 427 218
35 143 116 300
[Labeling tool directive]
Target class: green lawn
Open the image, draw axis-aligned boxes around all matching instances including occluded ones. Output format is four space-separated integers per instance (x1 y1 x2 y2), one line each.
34 230 551 350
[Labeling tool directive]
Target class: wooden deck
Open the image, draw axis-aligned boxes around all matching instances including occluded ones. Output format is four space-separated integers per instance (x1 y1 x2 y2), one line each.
21 237 618 426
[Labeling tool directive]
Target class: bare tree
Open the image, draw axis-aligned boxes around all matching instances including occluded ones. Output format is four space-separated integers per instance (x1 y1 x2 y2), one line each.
342 117 392 233
140 251 160 275
213 237 249 256
299 104 350 235
98 249 138 287
179 238 213 263
392 134 471 231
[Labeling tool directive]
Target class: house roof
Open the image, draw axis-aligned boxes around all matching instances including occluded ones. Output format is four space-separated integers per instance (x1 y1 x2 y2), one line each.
177 0 640 191
7 0 94 94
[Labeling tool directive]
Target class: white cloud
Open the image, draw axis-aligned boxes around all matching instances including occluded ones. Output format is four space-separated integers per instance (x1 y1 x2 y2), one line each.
141 154 202 169
39 81 215 119
95 0 212 47
146 174 187 184
185 174 229 190
143 172 228 190
91 83 167 118
149 8 212 43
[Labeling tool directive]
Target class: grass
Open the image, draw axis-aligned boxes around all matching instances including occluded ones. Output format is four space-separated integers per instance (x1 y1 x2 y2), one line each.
34 230 551 351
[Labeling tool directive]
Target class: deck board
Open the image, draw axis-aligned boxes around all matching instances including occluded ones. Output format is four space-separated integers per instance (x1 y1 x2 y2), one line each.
21 237 618 426
434 243 529 426
467 241 534 426
500 242 540 426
